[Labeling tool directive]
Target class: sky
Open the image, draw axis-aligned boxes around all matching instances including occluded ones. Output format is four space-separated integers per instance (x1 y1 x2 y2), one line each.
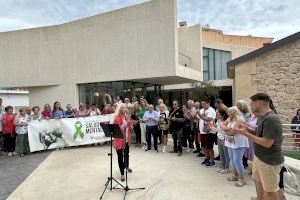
0 0 299 41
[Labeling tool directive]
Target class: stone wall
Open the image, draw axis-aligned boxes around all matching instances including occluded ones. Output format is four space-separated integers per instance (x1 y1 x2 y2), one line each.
251 39 300 123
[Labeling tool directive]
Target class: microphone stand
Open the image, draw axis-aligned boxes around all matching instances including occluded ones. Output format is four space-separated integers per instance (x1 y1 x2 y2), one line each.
114 118 145 200
100 124 126 200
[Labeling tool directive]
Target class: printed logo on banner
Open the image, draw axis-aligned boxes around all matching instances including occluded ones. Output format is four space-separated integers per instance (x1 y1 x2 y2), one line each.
73 121 85 140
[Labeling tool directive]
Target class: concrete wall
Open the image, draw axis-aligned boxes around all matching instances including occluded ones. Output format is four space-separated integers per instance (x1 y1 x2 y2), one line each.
28 84 78 109
178 24 202 72
0 0 182 87
0 90 29 110
233 39 300 123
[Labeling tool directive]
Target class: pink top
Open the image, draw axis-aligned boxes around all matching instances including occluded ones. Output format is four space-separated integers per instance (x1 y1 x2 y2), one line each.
42 111 51 119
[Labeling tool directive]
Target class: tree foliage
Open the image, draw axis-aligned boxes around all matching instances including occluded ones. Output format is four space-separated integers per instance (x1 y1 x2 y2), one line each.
188 81 221 101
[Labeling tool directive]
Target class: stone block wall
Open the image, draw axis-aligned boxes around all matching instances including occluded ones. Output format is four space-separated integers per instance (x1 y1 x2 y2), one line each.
251 39 300 123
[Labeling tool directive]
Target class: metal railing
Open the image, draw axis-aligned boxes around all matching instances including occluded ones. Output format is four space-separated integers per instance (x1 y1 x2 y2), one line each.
282 124 300 152
178 52 191 67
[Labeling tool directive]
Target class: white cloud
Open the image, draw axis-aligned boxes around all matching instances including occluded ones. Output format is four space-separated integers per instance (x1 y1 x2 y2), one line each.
0 0 299 40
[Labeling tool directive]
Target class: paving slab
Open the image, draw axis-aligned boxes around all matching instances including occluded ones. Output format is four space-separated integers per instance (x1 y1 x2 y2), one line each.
6 145 299 200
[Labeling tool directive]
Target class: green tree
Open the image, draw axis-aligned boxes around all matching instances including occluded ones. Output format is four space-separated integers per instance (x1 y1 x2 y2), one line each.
188 81 221 101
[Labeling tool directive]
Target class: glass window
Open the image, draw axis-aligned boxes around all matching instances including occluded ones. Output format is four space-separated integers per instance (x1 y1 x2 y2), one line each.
202 48 231 81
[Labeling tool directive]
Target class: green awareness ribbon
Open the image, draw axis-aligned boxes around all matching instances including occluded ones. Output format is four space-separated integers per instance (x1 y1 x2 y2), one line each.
73 121 84 140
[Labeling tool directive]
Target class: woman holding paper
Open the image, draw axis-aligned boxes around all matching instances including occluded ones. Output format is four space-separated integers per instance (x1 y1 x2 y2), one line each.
113 103 133 182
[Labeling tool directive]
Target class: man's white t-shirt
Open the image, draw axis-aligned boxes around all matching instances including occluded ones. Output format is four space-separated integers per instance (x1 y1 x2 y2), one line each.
199 107 216 134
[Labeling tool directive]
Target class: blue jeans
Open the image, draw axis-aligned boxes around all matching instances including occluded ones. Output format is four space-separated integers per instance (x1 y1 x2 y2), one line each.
227 147 245 176
218 138 230 169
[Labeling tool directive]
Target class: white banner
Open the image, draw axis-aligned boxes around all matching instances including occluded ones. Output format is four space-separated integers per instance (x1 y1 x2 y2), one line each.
28 114 114 152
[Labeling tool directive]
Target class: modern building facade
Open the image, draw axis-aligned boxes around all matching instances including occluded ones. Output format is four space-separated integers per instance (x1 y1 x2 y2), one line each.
0 0 202 108
164 27 273 106
227 31 300 123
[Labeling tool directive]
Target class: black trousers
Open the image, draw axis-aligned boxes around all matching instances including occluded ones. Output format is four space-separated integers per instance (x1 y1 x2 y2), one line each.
183 126 193 148
171 128 184 152
146 125 158 150
116 143 129 176
3 134 16 152
134 124 141 145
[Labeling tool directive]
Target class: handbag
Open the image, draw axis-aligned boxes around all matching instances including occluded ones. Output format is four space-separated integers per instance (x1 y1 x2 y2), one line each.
283 164 300 196
203 123 214 133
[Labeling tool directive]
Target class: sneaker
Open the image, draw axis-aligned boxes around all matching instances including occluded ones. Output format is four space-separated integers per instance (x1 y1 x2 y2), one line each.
220 169 230 174
8 152 13 157
193 149 200 153
197 153 205 157
120 175 125 182
145 148 151 152
12 151 18 156
201 159 209 165
217 168 223 173
143 145 148 150
235 179 246 187
177 152 182 156
205 161 215 167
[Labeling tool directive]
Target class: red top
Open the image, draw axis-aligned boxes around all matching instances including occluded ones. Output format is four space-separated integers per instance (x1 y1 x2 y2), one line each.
113 115 132 150
2 113 15 136
102 110 112 115
41 111 51 118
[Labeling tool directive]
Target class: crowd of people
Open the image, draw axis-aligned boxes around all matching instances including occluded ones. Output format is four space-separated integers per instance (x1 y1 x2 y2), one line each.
0 93 299 200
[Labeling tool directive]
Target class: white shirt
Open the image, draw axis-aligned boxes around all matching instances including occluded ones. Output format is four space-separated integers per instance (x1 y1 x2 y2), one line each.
199 107 216 134
216 120 226 140
224 121 249 149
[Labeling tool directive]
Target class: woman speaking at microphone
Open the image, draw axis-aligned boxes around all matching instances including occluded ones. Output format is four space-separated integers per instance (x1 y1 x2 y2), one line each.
113 103 133 182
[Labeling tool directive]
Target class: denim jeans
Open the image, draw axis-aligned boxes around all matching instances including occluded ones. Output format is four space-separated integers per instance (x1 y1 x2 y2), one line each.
227 147 245 176
218 138 230 169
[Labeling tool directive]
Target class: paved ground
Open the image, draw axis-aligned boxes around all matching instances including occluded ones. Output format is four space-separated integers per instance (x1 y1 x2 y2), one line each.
6 144 299 200
0 151 50 200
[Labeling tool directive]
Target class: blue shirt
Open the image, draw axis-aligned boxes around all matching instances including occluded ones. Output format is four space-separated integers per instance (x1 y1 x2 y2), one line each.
143 110 159 127
51 110 66 119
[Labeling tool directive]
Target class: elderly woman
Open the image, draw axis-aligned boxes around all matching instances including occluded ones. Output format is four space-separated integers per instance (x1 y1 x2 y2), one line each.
76 103 90 117
237 100 252 168
41 104 52 119
113 103 133 182
14 107 30 156
102 104 112 115
29 106 42 121
2 106 16 156
221 106 249 187
89 104 101 116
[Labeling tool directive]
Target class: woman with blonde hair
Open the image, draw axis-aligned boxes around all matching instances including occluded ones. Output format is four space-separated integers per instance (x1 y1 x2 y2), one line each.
131 102 141 146
221 106 249 187
113 103 133 181
158 103 169 153
138 98 148 150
